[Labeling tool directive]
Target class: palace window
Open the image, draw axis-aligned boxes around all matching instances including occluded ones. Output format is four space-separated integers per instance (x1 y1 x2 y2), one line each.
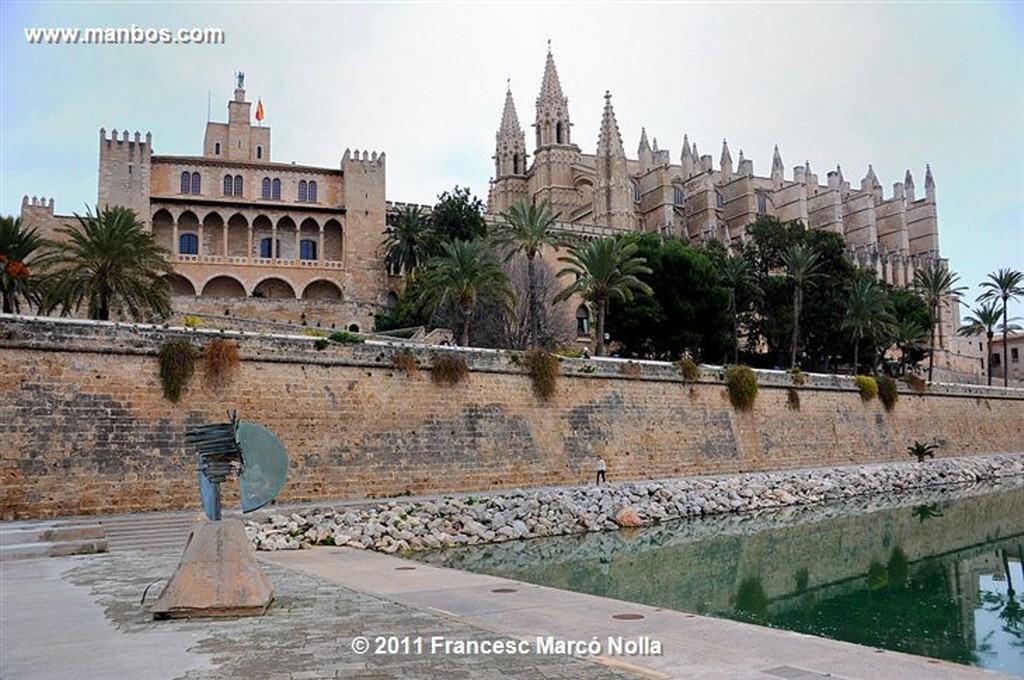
307 180 317 203
191 172 201 195
262 177 271 199
223 175 233 196
576 305 591 336
272 178 281 200
298 180 307 203
993 353 1002 367
299 239 317 261
180 172 190 194
259 237 280 259
233 175 243 197
256 145 263 160
214 142 221 155
179 233 199 256
1013 348 1019 363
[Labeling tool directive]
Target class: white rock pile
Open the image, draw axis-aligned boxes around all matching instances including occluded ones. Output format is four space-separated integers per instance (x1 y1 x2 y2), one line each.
245 454 1024 553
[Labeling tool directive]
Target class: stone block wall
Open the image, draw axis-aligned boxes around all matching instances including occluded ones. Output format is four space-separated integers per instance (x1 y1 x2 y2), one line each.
2 316 1022 519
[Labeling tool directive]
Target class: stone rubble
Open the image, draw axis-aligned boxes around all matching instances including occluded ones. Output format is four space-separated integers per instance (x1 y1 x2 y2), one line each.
244 454 1024 553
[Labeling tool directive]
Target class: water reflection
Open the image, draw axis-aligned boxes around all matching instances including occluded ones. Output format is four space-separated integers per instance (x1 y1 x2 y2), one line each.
409 478 1024 676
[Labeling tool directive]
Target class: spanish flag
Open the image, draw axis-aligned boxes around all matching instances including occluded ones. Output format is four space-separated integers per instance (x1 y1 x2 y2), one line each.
255 98 265 123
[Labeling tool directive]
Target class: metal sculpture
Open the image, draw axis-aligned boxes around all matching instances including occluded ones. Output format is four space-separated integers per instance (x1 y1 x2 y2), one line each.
186 411 288 521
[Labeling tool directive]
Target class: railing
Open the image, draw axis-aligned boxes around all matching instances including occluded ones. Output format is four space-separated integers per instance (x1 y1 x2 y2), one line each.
173 254 343 269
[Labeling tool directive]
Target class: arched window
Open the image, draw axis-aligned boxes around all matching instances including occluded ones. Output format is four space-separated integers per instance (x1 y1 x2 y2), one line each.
576 305 590 336
262 177 271 199
234 175 243 197
756 191 768 215
298 180 307 202
256 145 263 160
673 185 685 206
214 142 221 155
272 178 281 200
223 175 233 196
180 172 191 194
307 180 317 203
631 179 641 203
299 239 317 261
513 153 520 174
556 121 563 144
179 233 199 255
191 172 201 195
259 237 280 259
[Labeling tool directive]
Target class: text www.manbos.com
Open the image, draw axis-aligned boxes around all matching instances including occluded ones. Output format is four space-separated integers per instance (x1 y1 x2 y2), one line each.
24 25 225 45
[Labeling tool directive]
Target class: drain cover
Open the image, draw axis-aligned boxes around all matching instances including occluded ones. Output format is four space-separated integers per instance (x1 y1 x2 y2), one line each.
491 588 518 593
612 613 645 620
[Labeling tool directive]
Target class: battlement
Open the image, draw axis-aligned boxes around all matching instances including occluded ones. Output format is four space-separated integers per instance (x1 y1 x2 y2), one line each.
342 148 386 168
21 195 55 215
99 128 153 159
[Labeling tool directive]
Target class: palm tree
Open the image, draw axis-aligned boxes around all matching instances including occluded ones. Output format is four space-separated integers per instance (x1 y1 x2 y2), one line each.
718 251 751 364
780 243 822 369
959 298 1003 386
843 277 894 374
553 237 653 356
980 268 1024 387
891 316 930 376
491 198 569 348
1 216 54 314
417 238 514 347
43 205 173 321
913 262 966 382
382 204 430 276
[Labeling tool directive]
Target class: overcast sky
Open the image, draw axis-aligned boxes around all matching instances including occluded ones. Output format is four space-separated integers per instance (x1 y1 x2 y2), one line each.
2 1 1021 318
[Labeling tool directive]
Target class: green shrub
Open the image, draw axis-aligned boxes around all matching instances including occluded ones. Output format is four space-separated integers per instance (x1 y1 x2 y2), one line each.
787 387 800 411
204 338 239 386
313 338 329 351
392 350 419 375
855 375 878 402
787 367 807 386
183 315 203 329
725 364 758 412
907 440 937 462
431 353 468 385
329 330 364 344
877 375 898 412
676 357 700 382
158 338 199 402
524 348 559 400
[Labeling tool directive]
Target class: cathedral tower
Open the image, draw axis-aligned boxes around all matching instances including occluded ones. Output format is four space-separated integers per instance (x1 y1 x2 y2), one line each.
593 91 634 231
488 85 529 215
530 47 580 215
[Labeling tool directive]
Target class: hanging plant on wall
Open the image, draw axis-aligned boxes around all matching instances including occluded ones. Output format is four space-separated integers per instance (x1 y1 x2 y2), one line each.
430 353 468 385
158 338 199 402
204 338 240 387
725 364 758 412
524 348 559 400
877 375 899 412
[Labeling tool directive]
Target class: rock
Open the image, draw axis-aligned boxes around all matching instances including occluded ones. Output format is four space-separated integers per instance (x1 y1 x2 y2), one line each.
614 507 643 528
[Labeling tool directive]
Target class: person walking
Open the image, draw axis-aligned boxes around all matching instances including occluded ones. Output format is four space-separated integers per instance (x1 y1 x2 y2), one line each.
596 456 607 485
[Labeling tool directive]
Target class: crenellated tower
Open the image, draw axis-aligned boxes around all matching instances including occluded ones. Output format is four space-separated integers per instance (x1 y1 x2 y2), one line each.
97 128 152 223
203 73 270 163
488 85 529 215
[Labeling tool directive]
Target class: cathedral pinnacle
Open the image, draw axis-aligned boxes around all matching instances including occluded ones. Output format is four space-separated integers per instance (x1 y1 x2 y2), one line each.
596 90 624 158
498 87 523 138
538 47 566 105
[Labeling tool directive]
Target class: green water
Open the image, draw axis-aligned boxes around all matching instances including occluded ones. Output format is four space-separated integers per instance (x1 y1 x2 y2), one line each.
410 479 1024 676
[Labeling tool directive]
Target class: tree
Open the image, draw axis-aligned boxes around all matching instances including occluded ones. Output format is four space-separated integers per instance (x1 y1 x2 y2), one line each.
43 205 173 321
416 238 513 347
1 215 54 314
913 262 966 382
716 249 753 364
979 268 1024 387
959 298 1003 386
843 276 894 374
554 237 653 356
426 185 487 254
780 243 822 368
382 204 430 276
491 198 570 348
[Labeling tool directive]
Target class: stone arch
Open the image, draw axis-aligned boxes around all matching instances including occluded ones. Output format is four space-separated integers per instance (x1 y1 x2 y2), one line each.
576 304 591 337
253 276 297 300
302 279 342 301
163 273 197 297
276 216 297 260
202 212 225 257
347 323 361 333
226 213 248 257
177 210 200 255
152 209 174 252
299 217 319 261
201 275 247 298
252 214 274 259
323 218 343 261
386 291 399 310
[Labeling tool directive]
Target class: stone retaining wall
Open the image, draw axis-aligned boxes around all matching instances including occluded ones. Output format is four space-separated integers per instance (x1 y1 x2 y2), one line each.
2 315 1022 519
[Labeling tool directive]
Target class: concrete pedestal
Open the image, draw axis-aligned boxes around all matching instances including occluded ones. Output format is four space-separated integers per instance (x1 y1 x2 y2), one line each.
151 519 272 619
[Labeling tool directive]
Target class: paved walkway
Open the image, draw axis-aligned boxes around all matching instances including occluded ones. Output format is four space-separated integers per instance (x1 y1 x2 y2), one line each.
1 543 1015 679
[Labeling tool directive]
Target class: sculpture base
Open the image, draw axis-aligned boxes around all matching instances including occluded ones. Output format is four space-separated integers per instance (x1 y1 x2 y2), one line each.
151 519 273 619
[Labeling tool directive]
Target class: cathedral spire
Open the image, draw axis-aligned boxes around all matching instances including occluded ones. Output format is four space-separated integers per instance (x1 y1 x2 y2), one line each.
596 91 625 158
498 86 522 138
493 82 527 181
905 169 916 201
594 91 632 230
534 46 571 148
771 145 784 175
924 164 935 202
720 139 732 175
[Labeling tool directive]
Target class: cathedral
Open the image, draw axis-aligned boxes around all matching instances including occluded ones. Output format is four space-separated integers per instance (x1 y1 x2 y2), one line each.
488 49 942 290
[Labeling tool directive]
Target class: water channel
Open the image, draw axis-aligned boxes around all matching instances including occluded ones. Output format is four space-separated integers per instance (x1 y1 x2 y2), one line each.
410 477 1024 676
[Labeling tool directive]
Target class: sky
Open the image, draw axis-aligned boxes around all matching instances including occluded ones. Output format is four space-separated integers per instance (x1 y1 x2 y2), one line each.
1 1 1022 319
